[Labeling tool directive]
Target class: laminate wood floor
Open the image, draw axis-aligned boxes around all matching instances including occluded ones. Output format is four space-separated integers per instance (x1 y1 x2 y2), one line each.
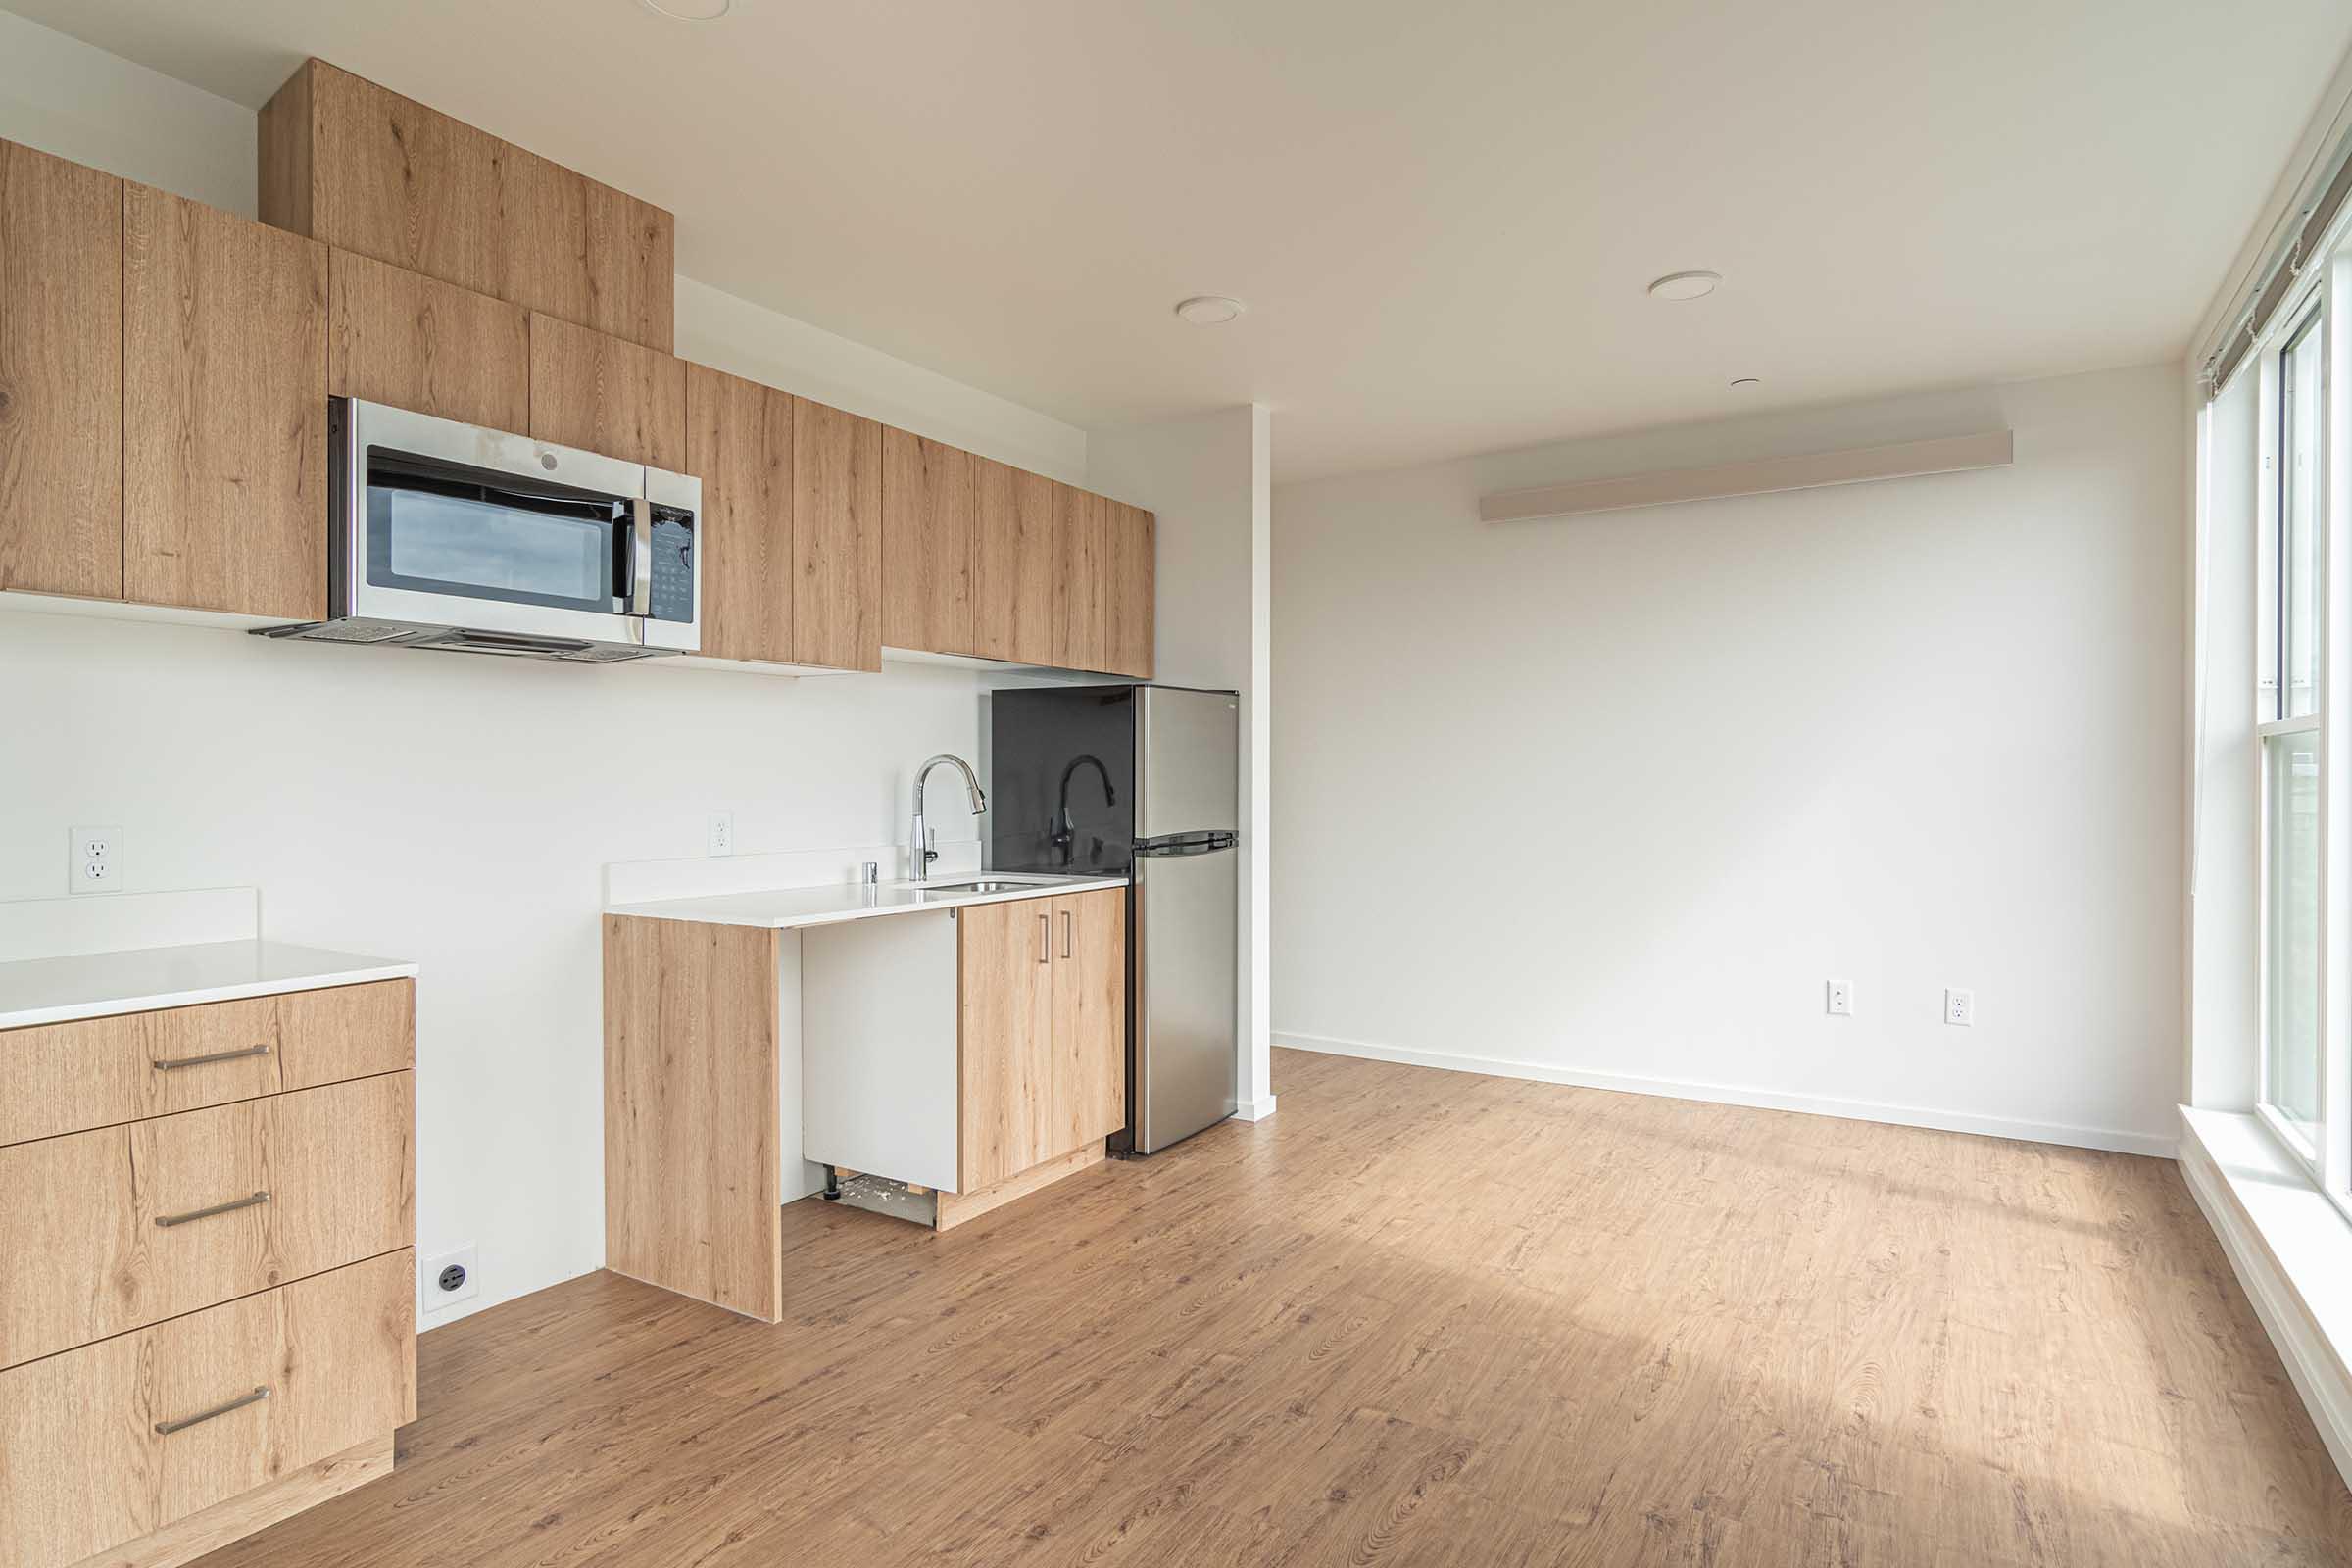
195 1048 2352 1568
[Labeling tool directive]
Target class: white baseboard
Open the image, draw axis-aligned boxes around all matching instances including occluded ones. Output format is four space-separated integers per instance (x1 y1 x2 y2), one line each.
1232 1094 1278 1122
1273 1031 2176 1158
2177 1108 2352 1492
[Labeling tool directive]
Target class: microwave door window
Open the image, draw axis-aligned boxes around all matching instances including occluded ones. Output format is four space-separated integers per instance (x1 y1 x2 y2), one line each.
367 477 622 612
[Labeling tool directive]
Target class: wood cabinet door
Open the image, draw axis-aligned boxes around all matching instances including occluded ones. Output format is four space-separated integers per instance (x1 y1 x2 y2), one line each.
1053 485 1113 673
1106 502 1156 678
1051 889 1128 1152
0 1249 413 1568
0 139 122 601
880 427 976 656
328 249 528 432
957 898 1055 1191
972 457 1057 665
122 184 327 620
526 313 686 470
0 1072 414 1369
791 397 882 671
688 364 794 663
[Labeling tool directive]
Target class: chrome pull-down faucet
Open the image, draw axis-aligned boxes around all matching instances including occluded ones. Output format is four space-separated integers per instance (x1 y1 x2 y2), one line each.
909 754 987 882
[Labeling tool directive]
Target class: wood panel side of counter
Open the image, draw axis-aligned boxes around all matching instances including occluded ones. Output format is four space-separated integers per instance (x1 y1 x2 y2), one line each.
602 916 781 1322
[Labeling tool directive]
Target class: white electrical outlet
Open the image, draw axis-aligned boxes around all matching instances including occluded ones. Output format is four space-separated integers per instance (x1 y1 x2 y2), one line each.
708 812 734 856
69 825 122 895
421 1245 478 1312
1944 987 1975 1027
1826 979 1853 1016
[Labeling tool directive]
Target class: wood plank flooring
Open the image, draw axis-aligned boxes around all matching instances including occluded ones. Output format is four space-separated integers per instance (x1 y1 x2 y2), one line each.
192 1048 2352 1568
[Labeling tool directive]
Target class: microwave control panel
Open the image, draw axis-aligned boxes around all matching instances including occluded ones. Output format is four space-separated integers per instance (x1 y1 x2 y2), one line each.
649 511 696 624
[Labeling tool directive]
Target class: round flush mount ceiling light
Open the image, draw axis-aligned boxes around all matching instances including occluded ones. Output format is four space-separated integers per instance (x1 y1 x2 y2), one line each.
637 0 731 19
1646 270 1722 301
1174 295 1247 326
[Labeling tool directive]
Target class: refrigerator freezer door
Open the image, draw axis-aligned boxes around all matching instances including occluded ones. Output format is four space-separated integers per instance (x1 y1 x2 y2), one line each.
1135 687 1240 840
1133 845 1239 1152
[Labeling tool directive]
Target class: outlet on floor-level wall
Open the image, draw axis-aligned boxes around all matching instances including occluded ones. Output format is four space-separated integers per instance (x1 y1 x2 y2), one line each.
68 825 122 894
421 1244 479 1314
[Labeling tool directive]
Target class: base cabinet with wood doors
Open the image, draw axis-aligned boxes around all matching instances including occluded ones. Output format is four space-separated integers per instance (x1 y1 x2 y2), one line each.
0 979 417 1568
801 885 1127 1230
602 884 1128 1320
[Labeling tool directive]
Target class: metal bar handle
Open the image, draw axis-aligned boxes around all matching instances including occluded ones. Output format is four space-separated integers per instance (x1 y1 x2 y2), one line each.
151 1043 271 1072
155 1191 270 1229
155 1385 270 1436
1061 910 1072 959
1037 912 1050 964
629 496 654 616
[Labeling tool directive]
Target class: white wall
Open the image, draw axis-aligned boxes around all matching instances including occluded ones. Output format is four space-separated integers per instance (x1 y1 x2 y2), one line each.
1272 364 2187 1154
1089 407 1276 1116
0 14 1093 1324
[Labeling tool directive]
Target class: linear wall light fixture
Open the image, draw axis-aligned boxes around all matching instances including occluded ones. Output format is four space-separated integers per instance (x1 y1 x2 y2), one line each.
1478 430 2015 523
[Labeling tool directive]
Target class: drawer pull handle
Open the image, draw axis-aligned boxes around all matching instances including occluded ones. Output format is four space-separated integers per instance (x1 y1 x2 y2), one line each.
155 1191 270 1228
152 1044 271 1072
155 1385 270 1436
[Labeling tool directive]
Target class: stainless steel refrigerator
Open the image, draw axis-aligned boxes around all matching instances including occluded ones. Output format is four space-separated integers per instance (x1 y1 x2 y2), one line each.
988 684 1239 1153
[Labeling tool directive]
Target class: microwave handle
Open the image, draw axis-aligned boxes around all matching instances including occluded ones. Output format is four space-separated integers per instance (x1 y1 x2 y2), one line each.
627 496 654 617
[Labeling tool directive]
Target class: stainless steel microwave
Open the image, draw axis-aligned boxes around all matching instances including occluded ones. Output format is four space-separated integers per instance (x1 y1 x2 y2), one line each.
257 398 701 662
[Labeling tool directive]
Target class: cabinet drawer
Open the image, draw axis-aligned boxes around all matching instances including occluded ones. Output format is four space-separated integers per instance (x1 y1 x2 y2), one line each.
0 979 413 1147
0 1072 414 1368
0 1248 414 1568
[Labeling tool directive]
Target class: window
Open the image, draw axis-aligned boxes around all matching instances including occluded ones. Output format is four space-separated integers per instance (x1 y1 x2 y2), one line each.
2261 307 2328 1164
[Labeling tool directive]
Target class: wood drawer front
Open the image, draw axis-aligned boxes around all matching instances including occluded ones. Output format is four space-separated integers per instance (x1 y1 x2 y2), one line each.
0 1072 414 1368
0 1248 415 1568
0 980 413 1148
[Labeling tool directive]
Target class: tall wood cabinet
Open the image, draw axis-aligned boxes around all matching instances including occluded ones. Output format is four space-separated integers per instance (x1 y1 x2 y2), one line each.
0 139 121 601
122 183 328 621
793 398 884 671
881 428 977 656
689 365 796 665
973 457 1060 666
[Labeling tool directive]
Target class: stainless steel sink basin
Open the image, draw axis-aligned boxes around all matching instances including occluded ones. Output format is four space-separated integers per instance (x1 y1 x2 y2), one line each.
914 879 1040 895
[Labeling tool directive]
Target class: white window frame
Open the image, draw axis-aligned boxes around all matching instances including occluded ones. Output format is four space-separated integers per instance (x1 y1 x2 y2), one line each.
2257 280 2336 1191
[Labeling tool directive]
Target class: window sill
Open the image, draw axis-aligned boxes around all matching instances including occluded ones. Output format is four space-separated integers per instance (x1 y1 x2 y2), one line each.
2178 1105 2352 1488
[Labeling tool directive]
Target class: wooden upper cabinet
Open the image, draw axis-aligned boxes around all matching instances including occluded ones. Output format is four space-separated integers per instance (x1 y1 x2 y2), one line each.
122 184 327 620
688 364 794 664
527 314 686 470
328 249 528 432
880 427 976 657
1054 485 1112 673
260 59 674 352
973 458 1058 666
1106 500 1155 678
791 398 883 671
0 139 122 602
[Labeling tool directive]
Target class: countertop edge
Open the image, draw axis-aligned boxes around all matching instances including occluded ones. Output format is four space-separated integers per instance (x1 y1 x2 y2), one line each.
0 956 421 1031
604 876 1132 932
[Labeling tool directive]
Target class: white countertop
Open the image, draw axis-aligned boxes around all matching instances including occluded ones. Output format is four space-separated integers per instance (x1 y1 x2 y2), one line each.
606 872 1129 932
0 940 419 1030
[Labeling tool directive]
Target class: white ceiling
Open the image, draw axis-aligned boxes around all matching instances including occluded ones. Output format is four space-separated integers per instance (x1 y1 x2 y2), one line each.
9 0 2349 481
